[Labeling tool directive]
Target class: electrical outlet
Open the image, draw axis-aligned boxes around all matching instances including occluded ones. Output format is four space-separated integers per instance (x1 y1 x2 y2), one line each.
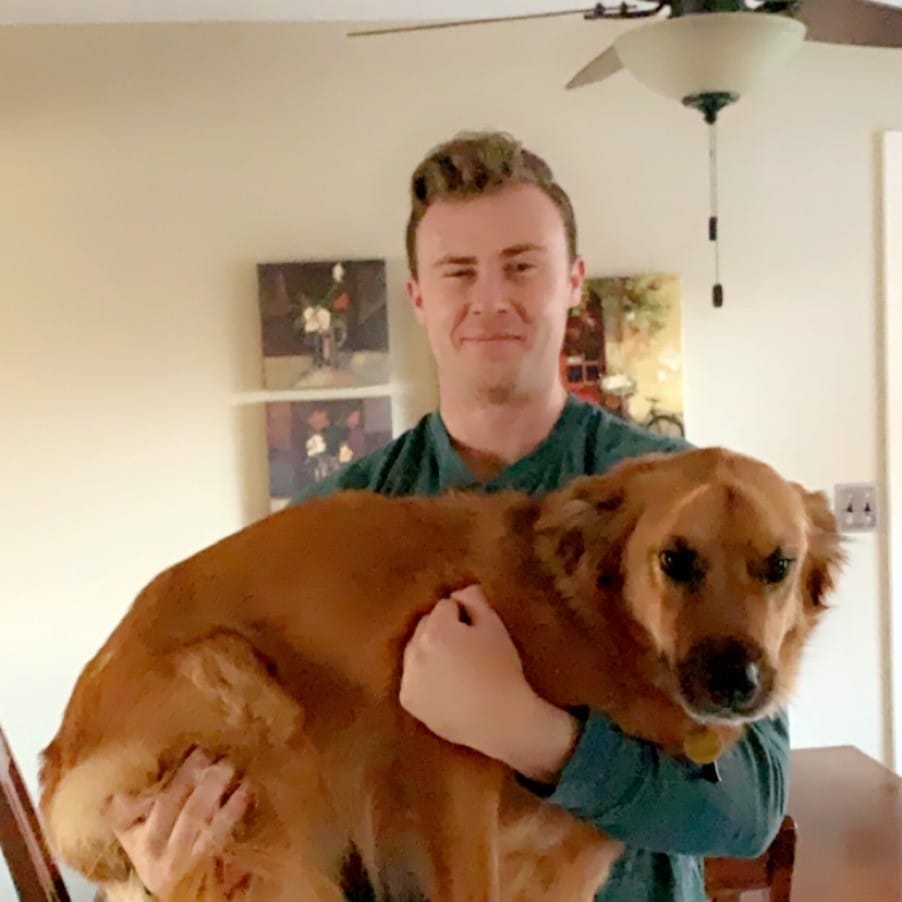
834 483 878 532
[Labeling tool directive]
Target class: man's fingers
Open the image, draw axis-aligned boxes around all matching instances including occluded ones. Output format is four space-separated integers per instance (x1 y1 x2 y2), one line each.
140 774 203 857
407 598 458 650
108 747 213 834
409 609 432 643
190 780 254 859
166 747 214 790
108 792 154 832
404 587 492 667
430 597 465 627
404 611 432 667
450 584 491 622
166 761 238 858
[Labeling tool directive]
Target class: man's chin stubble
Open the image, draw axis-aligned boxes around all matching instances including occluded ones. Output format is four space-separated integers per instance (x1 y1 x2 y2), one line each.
472 379 533 406
482 385 514 405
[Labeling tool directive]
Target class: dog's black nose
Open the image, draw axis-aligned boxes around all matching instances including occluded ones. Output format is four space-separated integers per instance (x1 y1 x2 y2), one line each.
679 638 767 716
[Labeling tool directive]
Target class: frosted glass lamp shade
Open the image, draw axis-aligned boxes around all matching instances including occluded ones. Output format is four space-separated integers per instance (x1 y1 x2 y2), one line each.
614 12 806 102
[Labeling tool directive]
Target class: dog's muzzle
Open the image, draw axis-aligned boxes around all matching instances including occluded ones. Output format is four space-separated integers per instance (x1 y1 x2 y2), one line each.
677 637 773 719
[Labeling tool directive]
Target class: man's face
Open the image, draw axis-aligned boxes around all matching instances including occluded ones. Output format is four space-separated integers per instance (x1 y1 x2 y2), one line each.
407 183 585 404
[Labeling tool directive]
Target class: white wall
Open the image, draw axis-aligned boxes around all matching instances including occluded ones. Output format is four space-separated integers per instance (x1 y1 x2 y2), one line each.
1 20 900 898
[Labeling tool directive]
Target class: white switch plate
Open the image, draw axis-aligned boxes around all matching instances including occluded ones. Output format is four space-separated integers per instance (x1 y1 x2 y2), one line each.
834 483 878 532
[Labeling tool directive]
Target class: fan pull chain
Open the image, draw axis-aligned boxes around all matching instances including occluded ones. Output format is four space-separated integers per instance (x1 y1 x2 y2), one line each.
684 91 735 307
709 120 723 308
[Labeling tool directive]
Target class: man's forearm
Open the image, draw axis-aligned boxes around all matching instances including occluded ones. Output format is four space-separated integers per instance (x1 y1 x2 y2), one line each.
500 694 583 785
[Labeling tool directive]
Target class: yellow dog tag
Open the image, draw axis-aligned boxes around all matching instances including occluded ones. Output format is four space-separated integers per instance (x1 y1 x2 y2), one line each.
684 728 724 765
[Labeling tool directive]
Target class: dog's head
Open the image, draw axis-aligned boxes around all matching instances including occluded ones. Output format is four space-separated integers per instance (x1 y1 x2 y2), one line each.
536 447 845 725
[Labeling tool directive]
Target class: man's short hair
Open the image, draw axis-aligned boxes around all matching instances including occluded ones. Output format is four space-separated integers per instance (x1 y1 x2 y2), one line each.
405 130 578 277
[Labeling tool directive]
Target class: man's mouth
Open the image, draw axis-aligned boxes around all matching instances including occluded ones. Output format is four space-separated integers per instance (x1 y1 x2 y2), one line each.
460 334 524 343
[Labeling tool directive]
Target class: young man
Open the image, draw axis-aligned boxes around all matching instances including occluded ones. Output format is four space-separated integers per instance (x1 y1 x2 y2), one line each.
105 131 789 901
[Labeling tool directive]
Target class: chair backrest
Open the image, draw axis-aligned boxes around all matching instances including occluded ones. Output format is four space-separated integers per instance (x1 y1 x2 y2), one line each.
0 725 71 902
705 814 797 902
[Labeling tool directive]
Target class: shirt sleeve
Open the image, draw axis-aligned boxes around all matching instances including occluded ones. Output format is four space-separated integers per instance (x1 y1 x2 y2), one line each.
545 707 790 858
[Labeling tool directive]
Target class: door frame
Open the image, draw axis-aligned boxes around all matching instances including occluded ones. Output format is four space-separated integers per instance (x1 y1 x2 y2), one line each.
881 130 902 772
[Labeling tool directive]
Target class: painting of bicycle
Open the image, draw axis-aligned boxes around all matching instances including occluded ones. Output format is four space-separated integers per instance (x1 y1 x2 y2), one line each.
560 273 685 439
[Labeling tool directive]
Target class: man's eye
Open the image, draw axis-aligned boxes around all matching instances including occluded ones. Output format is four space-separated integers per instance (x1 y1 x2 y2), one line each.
447 270 474 279
509 262 535 274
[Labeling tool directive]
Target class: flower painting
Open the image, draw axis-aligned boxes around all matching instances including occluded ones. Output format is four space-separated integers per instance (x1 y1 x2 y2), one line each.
257 259 390 390
265 396 393 511
560 273 685 438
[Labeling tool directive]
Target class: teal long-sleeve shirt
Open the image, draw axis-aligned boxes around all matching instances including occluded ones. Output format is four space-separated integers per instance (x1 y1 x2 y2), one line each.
289 394 790 901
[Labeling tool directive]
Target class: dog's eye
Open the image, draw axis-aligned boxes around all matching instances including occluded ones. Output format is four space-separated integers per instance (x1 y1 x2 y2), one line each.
762 552 795 584
659 547 701 585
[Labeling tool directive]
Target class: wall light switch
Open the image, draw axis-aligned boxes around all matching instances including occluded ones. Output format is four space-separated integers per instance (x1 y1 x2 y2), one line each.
834 483 878 532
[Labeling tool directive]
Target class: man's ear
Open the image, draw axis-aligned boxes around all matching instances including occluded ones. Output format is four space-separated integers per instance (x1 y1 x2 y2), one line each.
796 484 847 611
406 277 426 325
567 256 587 308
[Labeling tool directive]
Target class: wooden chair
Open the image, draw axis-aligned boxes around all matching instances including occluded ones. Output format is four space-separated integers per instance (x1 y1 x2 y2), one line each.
0 724 71 901
705 815 797 901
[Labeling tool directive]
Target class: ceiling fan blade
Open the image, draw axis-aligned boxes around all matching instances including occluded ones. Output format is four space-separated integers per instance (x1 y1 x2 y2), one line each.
347 8 594 38
566 44 624 89
797 0 902 47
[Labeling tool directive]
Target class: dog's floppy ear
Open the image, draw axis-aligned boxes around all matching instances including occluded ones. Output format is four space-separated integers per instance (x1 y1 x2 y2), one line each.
797 485 846 611
534 466 643 595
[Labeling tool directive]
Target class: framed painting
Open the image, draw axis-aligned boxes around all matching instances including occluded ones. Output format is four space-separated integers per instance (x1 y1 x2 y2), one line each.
264 396 393 511
257 259 390 390
560 273 685 438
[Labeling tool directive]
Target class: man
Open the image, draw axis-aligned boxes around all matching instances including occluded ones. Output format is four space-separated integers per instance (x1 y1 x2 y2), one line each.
105 130 788 901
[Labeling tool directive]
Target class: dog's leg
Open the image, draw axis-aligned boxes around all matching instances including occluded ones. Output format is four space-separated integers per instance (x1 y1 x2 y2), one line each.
167 855 348 902
401 727 504 902
497 778 624 902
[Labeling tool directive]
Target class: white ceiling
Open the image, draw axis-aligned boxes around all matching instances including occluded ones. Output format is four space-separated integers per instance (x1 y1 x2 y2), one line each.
0 0 601 25
0 0 898 25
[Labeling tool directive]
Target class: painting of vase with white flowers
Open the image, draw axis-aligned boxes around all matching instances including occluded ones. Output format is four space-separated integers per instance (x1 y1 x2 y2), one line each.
257 258 390 390
264 396 393 511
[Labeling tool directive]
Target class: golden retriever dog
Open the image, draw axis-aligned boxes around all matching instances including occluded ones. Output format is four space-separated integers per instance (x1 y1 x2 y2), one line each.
38 447 844 901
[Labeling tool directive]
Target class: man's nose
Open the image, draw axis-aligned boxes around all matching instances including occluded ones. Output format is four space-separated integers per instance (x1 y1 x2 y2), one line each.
469 269 511 315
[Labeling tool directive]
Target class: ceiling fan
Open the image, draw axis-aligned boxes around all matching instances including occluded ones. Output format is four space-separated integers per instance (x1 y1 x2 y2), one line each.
349 2 902 105
348 1 901 308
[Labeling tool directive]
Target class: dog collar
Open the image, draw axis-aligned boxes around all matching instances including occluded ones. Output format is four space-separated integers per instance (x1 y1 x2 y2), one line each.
684 727 724 765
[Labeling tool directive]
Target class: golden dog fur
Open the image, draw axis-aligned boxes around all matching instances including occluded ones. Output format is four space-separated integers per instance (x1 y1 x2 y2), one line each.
38 447 844 900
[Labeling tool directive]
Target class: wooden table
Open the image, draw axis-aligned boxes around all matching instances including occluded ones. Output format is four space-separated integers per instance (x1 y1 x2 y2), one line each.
787 745 901 902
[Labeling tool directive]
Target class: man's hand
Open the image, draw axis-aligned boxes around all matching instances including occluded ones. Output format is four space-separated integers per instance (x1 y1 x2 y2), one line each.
399 584 581 784
107 748 254 897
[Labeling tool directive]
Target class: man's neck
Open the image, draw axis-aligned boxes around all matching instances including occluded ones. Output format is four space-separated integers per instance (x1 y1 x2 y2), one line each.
439 383 569 480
